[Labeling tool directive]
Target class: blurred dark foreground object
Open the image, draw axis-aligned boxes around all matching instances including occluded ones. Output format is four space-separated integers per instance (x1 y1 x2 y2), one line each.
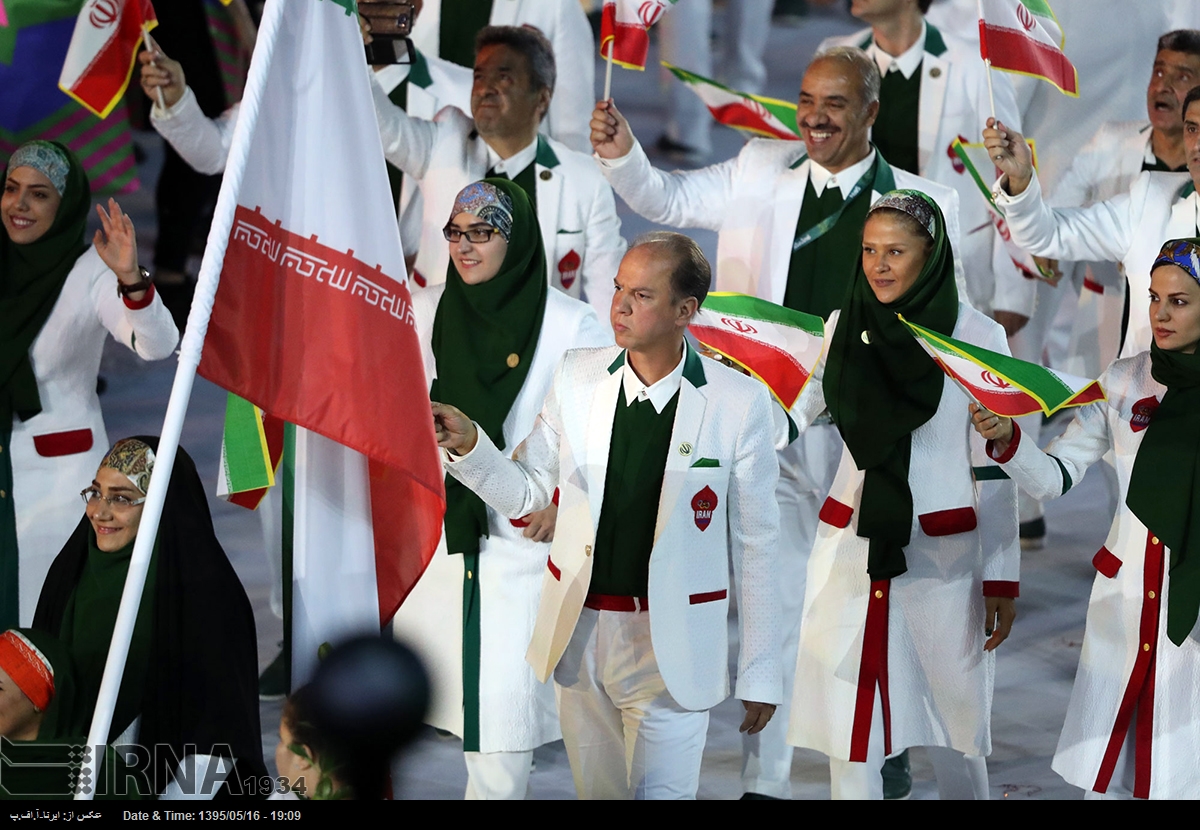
308 637 429 800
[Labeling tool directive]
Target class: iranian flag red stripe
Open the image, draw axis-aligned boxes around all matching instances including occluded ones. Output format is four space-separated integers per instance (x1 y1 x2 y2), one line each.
599 0 676 70
979 24 1078 95
689 325 809 406
59 0 158 118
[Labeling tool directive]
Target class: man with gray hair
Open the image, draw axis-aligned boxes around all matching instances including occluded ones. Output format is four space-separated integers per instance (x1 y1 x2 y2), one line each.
591 45 964 801
373 25 624 316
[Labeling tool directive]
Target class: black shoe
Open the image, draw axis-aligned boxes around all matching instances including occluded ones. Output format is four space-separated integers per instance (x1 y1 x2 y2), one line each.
882 750 912 800
259 647 287 700
1019 517 1046 550
740 792 783 800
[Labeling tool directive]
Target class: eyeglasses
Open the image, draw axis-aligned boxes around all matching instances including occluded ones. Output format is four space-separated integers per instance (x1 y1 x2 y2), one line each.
442 225 501 244
80 487 146 510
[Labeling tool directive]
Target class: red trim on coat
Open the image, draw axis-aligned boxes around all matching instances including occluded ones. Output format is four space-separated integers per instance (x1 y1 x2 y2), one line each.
546 556 561 581
121 282 156 310
1083 276 1105 294
1092 532 1163 797
1092 547 1122 578
32 429 94 458
511 488 560 528
689 590 727 605
986 421 1022 463
850 579 892 762
918 507 978 537
583 593 648 612
982 581 1020 598
412 270 427 288
819 496 853 529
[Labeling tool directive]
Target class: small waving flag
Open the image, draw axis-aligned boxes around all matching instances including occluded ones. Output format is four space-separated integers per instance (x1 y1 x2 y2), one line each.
216 394 285 511
978 0 1078 96
665 62 800 141
600 0 677 70
59 0 158 118
900 316 1103 417
689 293 825 411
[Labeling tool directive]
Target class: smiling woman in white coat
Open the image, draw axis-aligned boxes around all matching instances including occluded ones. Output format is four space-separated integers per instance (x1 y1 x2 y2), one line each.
1 141 178 630
392 178 610 800
784 190 1020 800
973 237 1200 800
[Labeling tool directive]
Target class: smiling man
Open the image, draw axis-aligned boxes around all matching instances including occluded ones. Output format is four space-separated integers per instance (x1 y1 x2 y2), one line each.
590 45 963 800
431 233 782 799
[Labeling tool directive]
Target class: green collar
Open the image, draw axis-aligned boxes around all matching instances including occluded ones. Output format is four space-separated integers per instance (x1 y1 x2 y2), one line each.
1180 180 1197 200
535 135 559 169
408 49 433 89
791 146 896 192
789 152 809 170
606 343 708 388
859 21 945 58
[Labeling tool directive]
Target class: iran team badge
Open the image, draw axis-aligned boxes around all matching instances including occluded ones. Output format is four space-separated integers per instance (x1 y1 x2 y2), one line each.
558 249 581 290
692 486 718 531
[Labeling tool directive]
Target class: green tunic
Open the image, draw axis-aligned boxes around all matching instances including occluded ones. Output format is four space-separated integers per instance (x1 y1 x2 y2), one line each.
873 65 922 175
784 181 871 319
438 0 494 68
590 386 680 597
384 50 436 219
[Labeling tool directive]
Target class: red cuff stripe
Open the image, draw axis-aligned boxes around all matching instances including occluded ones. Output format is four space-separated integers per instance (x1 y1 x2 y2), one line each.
982 581 1020 598
819 496 853 528
987 421 1021 464
122 281 156 310
546 556 561 581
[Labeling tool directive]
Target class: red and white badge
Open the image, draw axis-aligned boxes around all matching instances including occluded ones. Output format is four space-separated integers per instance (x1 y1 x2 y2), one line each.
692 486 718 532
1130 396 1159 433
558 249 581 290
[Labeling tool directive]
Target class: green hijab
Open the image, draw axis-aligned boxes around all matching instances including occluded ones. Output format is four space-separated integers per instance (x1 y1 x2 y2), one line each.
431 179 548 555
1128 239 1200 646
0 141 91 425
823 190 960 581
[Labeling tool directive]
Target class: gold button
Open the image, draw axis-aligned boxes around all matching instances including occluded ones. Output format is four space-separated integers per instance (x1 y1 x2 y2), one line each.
540 170 552 181
506 353 520 368
1152 536 1160 546
585 544 592 557
0 490 6 499
1143 643 1151 652
874 590 883 599
467 570 473 580
1148 590 1156 599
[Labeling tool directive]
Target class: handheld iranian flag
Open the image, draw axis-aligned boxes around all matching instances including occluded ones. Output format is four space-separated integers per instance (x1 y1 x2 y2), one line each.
978 0 1078 96
689 293 825 412
900 316 1104 416
600 0 677 71
216 394 285 511
58 0 158 118
664 63 800 141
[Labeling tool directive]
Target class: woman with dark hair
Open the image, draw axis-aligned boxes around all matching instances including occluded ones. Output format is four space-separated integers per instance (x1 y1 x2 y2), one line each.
33 437 265 799
2 140 178 629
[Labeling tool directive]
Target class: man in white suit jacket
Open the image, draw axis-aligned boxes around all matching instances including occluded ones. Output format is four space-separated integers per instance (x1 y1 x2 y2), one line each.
373 25 624 316
432 234 783 799
591 45 963 800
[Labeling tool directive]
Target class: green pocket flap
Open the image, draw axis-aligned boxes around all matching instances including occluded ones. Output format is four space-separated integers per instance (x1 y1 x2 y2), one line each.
691 458 721 468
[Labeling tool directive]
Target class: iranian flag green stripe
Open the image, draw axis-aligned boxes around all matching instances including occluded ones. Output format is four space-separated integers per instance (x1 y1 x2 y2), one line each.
901 316 1104 416
217 393 280 510
664 63 800 141
979 0 1078 96
690 293 824 409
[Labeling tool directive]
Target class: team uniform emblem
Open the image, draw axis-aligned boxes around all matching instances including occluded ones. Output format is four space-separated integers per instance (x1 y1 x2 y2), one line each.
692 486 717 531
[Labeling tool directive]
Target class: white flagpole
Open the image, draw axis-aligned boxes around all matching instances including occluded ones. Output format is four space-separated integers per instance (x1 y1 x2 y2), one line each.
978 0 996 119
75 0 288 800
603 40 615 102
141 25 167 111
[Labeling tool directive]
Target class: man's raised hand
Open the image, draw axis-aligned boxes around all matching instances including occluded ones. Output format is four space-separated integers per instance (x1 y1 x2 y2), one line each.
590 99 635 160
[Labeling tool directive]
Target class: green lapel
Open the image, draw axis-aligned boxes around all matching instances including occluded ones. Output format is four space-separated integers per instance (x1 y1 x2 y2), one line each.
608 351 625 374
924 23 948 57
536 135 560 169
607 344 706 388
408 48 433 89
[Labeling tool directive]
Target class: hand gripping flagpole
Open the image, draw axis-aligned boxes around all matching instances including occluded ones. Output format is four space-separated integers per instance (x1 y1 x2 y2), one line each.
75 0 287 800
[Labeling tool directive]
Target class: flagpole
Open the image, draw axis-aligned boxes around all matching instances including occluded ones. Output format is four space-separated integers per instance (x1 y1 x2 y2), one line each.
978 0 996 119
142 25 167 111
603 40 615 102
75 0 288 800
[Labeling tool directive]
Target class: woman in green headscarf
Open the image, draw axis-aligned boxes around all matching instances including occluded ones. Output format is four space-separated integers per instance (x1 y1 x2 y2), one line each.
781 190 1019 800
972 238 1200 799
1 140 178 630
398 178 610 799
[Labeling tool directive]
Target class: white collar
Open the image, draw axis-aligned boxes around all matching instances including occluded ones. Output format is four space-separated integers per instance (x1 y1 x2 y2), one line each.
868 21 927 80
373 63 412 96
809 150 877 199
620 347 686 414
485 136 539 178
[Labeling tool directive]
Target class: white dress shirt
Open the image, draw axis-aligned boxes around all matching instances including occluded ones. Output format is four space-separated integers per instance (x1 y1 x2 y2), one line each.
620 346 686 413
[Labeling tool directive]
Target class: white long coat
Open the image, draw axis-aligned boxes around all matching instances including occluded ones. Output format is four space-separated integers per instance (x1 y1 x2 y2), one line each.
993 351 1200 799
11 249 179 625
818 23 1031 316
446 344 784 711
370 79 625 317
393 283 610 752
785 306 1020 760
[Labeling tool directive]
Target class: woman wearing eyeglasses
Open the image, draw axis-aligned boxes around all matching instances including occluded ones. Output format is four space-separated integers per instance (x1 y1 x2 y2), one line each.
2 141 178 630
33 437 266 799
393 179 611 799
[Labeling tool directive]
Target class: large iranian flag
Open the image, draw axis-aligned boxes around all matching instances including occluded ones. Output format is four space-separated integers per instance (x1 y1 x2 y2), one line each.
978 0 1078 96
664 62 800 141
58 0 158 118
900 316 1103 416
689 293 824 411
195 0 444 683
599 0 677 70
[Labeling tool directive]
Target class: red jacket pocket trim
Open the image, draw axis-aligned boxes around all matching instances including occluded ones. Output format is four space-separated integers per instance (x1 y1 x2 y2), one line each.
982 581 1020 598
819 497 853 528
33 429 94 458
689 590 727 605
546 556 561 581
1092 547 1121 578
919 507 978 537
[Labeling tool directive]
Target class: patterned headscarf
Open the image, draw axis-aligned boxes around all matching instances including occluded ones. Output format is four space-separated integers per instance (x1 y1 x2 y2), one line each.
1152 238 1200 285
0 630 55 711
446 181 515 242
7 141 71 196
868 189 938 240
99 438 156 494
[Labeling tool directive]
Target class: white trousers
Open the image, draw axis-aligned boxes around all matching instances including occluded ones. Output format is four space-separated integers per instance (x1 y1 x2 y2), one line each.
463 750 533 800
555 608 709 799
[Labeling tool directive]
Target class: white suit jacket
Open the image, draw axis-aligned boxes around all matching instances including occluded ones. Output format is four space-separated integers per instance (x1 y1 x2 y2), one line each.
408 0 596 153
820 23 1031 316
445 344 783 711
993 168 1194 357
371 79 624 316
600 140 968 308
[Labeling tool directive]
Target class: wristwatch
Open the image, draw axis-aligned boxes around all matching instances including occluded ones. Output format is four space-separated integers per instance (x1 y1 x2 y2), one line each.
117 266 153 297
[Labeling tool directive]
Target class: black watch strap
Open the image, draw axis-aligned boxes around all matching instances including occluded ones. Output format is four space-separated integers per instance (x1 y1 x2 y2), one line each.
117 266 153 297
